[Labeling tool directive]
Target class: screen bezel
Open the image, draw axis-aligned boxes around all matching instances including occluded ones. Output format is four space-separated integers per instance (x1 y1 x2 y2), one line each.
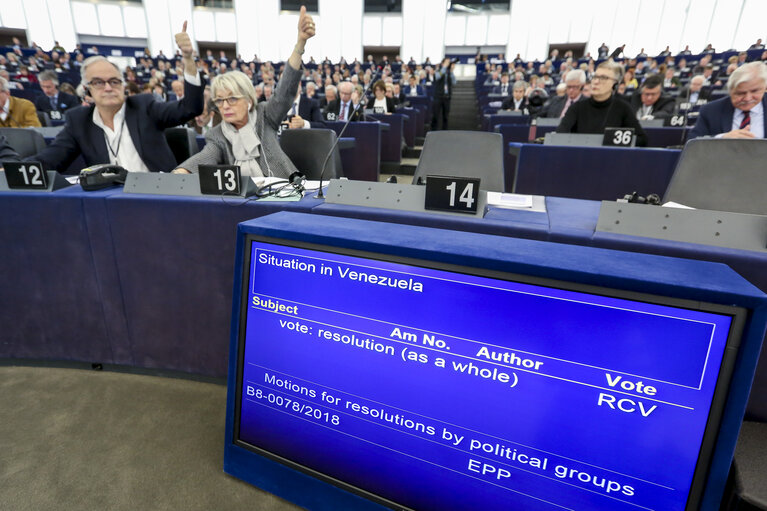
231 233 747 511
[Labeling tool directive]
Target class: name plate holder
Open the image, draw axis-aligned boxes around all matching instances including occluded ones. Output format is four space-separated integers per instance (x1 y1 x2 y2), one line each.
596 201 767 253
0 161 71 192
324 179 487 218
123 172 202 196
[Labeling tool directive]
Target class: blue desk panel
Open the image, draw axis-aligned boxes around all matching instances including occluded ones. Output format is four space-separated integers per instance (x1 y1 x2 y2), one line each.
0 185 127 364
325 122 381 182
510 142 681 201
103 192 322 377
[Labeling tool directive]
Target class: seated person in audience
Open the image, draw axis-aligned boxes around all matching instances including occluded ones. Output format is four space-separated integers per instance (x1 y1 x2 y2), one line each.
557 60 647 146
622 68 638 90
325 81 364 121
404 74 424 96
483 70 501 87
701 64 722 87
369 80 395 114
629 74 675 120
391 83 406 106
702 44 715 54
125 82 141 96
492 73 512 96
554 83 566 96
501 81 529 113
539 69 586 118
0 70 22 90
305 81 317 99
174 8 315 177
16 65 37 85
59 82 77 97
598 43 609 60
750 39 765 50
689 61 767 139
0 77 41 128
170 79 185 99
263 84 274 102
662 68 681 89
284 86 325 129
35 70 79 116
30 22 203 173
659 46 672 57
320 84 336 109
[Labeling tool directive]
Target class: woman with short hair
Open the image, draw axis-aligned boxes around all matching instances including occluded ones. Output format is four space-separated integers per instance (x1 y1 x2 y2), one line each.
174 8 315 177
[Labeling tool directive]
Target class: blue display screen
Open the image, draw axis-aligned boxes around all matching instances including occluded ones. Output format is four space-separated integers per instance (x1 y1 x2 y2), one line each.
235 239 736 511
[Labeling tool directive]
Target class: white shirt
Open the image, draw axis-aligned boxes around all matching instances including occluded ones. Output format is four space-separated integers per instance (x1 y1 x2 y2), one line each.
373 97 388 113
731 101 764 138
91 71 201 172
93 103 150 173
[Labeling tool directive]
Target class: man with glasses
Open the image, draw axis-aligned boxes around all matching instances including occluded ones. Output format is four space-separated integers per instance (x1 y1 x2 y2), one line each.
689 61 767 139
629 74 675 120
30 22 203 173
556 60 647 146
538 69 587 118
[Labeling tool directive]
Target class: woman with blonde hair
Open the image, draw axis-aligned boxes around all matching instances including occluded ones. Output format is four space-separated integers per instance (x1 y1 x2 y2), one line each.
175 7 315 177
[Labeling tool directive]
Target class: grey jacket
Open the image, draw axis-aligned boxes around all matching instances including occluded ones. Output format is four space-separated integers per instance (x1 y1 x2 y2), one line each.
179 64 301 178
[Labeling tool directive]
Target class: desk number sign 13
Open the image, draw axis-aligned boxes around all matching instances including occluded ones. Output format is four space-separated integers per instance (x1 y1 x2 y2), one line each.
199 164 243 196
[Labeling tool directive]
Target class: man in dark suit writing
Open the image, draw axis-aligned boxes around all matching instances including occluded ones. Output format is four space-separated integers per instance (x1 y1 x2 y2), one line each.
629 74 675 120
325 81 364 122
35 70 78 116
30 22 203 173
285 86 325 129
689 61 767 139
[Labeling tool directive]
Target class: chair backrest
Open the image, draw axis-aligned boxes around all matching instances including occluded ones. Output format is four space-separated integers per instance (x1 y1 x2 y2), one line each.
0 127 47 158
412 131 504 192
164 127 199 165
37 111 52 127
279 128 343 180
663 138 767 215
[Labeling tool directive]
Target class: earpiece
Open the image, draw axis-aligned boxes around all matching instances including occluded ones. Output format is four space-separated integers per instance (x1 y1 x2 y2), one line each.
248 102 253 109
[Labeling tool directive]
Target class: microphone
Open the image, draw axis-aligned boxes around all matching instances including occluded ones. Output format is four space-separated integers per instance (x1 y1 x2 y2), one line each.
677 85 692 147
315 68 381 199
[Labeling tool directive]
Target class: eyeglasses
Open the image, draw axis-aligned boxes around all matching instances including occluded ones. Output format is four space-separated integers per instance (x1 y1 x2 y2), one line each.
591 74 616 83
87 78 124 89
213 96 243 107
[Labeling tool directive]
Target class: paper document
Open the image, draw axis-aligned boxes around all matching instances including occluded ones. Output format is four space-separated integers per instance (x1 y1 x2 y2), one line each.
486 192 534 209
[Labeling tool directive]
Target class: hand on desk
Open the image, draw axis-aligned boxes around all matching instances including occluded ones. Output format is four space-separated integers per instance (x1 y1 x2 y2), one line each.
173 168 191 174
722 127 756 139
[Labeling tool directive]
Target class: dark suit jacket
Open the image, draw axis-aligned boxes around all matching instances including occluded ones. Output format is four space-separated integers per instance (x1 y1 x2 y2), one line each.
501 96 529 112
539 95 584 118
31 78 204 172
678 87 712 104
689 96 767 139
325 99 364 121
404 84 424 96
492 83 513 96
290 95 325 128
34 91 79 114
629 93 676 119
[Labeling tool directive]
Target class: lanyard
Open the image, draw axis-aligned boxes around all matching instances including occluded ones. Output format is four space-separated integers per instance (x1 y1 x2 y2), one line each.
105 118 126 164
